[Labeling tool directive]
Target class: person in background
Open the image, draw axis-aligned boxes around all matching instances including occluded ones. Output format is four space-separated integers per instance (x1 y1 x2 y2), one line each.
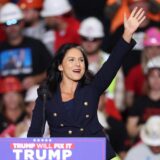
125 116 160 160
0 76 25 137
79 17 125 112
97 92 110 129
0 3 52 90
41 0 80 54
15 85 49 137
127 56 160 140
18 0 46 40
15 85 38 137
125 27 160 107
148 0 160 22
0 0 9 43
27 7 145 160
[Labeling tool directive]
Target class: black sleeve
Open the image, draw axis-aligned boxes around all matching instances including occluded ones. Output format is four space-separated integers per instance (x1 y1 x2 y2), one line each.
27 97 46 137
91 37 136 96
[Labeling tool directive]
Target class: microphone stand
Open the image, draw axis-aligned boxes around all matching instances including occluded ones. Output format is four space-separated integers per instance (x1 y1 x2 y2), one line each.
41 93 47 137
38 83 49 137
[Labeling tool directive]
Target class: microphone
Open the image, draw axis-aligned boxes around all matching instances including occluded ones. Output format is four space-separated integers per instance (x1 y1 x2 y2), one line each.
37 83 49 101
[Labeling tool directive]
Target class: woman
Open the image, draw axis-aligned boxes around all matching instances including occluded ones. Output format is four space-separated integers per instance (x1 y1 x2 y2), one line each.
28 7 145 159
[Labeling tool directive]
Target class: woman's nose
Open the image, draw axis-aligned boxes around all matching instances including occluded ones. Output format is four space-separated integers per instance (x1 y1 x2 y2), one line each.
75 60 80 66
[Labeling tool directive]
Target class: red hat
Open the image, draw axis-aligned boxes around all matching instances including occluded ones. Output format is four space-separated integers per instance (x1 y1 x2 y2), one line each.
0 76 22 94
18 0 43 10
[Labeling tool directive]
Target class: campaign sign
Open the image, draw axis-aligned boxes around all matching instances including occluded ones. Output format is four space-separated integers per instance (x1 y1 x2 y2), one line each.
0 138 106 160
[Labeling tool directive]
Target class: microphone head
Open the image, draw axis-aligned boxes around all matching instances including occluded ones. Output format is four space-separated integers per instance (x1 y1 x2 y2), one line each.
37 82 50 100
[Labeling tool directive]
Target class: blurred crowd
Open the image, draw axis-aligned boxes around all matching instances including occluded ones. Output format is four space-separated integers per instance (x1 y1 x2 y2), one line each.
0 0 160 159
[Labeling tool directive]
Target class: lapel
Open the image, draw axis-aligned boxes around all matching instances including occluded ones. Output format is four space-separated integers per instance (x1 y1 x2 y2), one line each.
51 83 83 126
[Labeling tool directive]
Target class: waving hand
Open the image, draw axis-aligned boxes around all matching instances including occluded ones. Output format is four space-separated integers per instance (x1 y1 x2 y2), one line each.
123 7 146 42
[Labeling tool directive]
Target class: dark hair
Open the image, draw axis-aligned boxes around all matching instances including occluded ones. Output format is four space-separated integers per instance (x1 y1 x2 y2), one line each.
43 43 93 95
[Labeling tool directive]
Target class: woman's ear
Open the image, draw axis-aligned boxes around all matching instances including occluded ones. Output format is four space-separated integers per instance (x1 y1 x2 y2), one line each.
58 65 63 71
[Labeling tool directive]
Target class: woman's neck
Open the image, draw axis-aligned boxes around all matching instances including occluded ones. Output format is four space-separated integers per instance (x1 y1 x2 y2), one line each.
61 79 78 92
60 80 78 102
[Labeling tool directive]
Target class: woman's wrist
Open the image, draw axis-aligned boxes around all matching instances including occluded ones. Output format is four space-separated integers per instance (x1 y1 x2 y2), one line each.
122 30 133 43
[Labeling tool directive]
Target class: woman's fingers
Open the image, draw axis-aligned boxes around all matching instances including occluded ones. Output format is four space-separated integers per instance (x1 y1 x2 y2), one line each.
130 7 138 17
130 7 146 25
134 8 144 19
138 16 146 24
137 10 145 22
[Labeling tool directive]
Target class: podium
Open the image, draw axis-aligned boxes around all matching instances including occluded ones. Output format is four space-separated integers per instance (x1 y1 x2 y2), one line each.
0 138 106 160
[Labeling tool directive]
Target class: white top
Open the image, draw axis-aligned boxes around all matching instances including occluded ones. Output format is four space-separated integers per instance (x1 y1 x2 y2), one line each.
125 142 160 160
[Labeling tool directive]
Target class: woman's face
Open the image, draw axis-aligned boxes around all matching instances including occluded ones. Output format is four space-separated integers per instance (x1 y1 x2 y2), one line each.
59 48 86 82
148 69 160 91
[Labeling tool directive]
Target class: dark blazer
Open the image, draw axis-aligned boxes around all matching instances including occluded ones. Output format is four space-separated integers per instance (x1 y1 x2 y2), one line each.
27 37 136 160
28 38 136 138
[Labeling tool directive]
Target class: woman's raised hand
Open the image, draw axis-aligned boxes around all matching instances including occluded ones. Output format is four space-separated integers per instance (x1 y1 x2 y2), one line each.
123 7 146 42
